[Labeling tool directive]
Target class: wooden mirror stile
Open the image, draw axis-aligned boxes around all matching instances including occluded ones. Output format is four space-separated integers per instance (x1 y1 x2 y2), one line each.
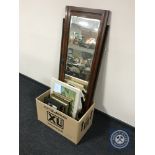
59 6 110 114
59 18 65 79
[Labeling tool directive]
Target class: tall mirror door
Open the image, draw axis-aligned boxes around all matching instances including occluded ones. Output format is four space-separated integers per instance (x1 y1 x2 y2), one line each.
65 16 100 92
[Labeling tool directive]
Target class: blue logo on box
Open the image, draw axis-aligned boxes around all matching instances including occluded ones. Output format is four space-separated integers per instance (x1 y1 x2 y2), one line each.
110 130 129 149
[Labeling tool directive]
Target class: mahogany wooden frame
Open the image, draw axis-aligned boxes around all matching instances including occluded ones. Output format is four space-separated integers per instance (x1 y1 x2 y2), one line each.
59 6 110 112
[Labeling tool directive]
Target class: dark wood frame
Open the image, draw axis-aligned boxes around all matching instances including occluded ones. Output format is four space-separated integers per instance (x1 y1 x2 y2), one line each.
59 6 110 112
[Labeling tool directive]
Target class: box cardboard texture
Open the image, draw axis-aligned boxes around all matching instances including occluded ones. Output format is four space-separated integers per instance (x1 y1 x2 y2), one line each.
36 89 95 144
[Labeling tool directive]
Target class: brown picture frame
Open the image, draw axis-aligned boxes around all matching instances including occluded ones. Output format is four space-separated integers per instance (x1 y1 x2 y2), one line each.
59 6 110 112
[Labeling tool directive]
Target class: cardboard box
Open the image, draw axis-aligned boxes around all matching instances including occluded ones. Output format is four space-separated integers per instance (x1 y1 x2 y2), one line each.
36 89 95 144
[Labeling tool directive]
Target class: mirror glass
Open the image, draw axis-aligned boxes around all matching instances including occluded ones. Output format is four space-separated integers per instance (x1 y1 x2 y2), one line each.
65 16 100 89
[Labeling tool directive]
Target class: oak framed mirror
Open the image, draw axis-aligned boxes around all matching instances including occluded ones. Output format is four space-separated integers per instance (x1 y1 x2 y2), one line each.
59 6 110 113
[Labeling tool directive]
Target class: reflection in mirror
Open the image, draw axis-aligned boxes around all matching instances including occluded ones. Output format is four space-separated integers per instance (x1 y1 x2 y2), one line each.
65 16 100 90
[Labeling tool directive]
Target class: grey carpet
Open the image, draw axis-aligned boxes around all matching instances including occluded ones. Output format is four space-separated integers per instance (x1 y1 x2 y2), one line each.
19 73 135 155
